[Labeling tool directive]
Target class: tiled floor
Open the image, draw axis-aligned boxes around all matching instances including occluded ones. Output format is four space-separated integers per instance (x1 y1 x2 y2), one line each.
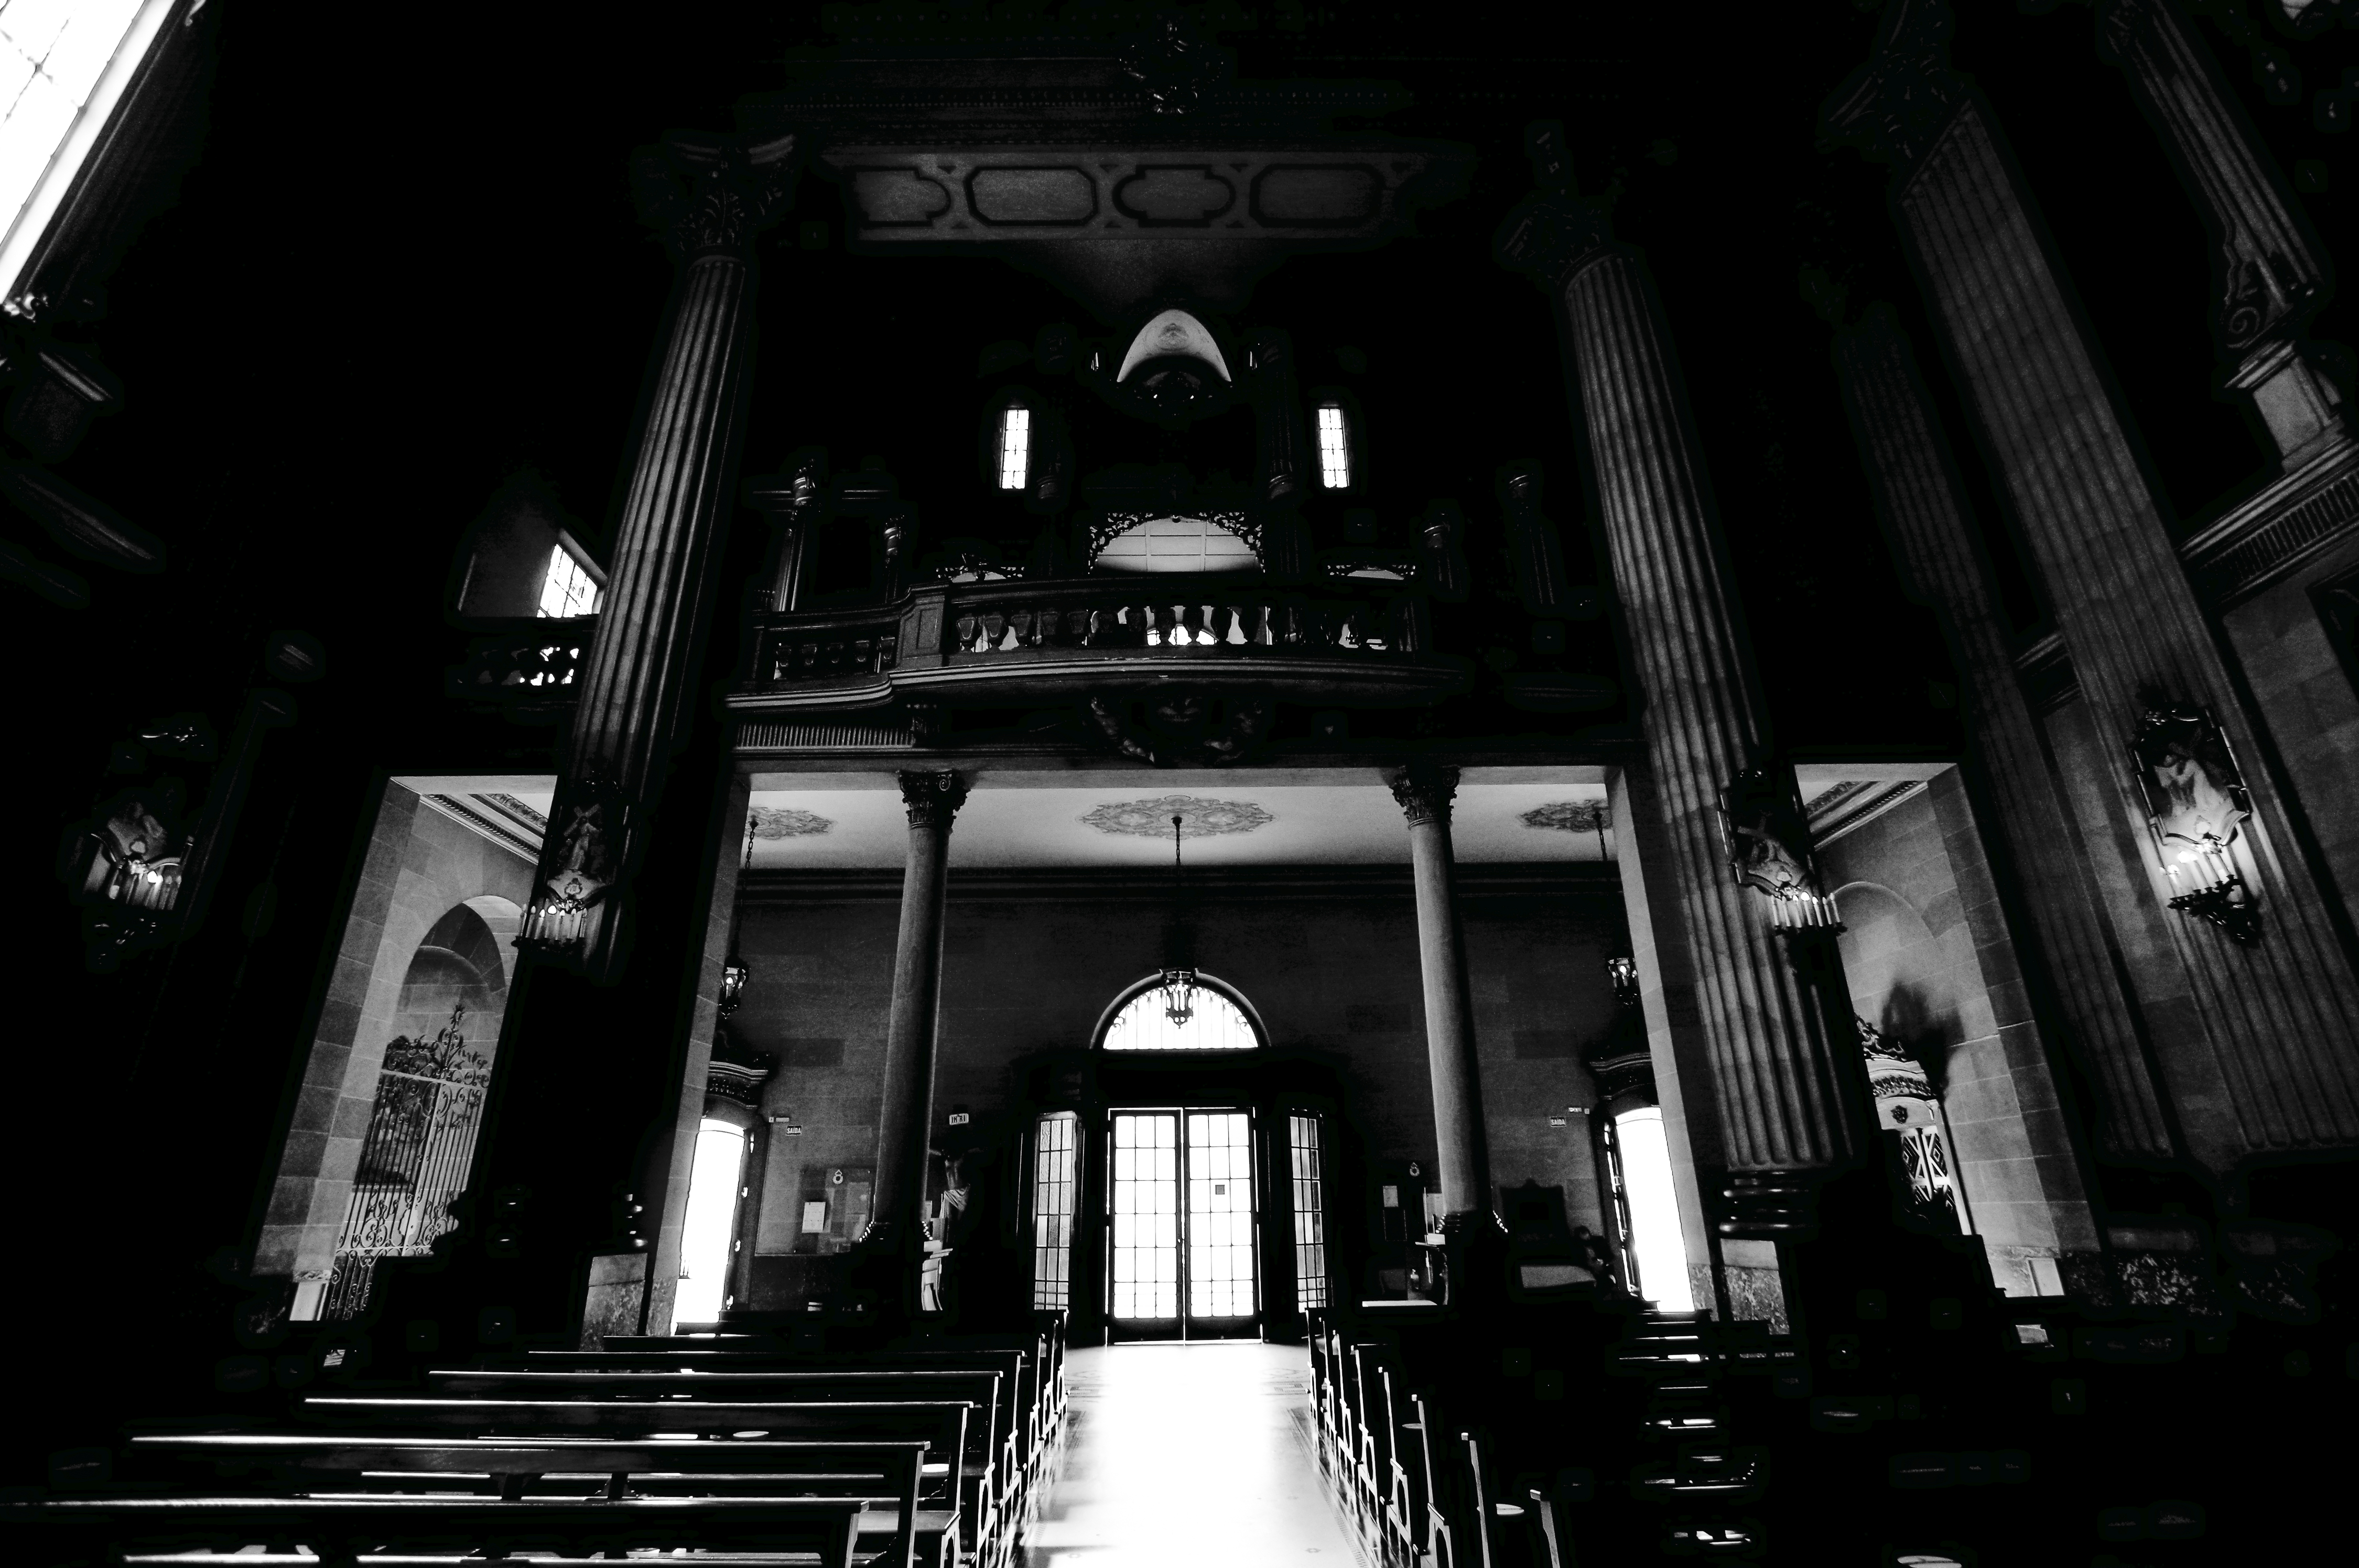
1017 1342 1372 1567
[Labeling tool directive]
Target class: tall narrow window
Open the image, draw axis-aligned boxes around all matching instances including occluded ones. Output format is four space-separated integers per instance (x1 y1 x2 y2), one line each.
1031 1110 1079 1310
998 405 1031 490
1315 402 1351 489
537 546 600 619
1288 1113 1328 1310
1609 1106 1695 1313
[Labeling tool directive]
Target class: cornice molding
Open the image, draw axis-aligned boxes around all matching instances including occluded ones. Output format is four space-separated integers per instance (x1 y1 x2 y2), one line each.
738 861 1621 906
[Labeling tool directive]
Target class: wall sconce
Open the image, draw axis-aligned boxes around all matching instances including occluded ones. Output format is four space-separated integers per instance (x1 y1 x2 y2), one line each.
720 949 750 1019
2129 703 2260 945
1720 767 1842 934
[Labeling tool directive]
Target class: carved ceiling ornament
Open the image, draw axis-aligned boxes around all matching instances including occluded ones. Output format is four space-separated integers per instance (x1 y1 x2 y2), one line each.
748 805 834 839
1820 0 1969 182
1081 794 1275 839
1085 689 1273 767
1521 800 1609 834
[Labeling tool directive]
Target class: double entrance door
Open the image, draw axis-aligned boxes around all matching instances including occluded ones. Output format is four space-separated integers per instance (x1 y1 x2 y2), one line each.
1107 1107 1259 1340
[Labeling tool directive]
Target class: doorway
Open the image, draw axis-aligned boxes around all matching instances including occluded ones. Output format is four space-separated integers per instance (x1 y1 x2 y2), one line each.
1107 1107 1260 1340
674 1117 750 1326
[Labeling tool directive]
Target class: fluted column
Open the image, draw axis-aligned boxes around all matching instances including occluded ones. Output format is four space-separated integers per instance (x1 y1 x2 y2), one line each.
1383 764 1494 1232
1833 303 2176 1160
524 134 796 974
1828 0 2359 1152
1498 155 1865 1185
866 769 970 1260
2093 0 2349 467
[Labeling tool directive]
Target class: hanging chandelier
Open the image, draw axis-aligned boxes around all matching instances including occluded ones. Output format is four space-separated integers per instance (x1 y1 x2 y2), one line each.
1160 813 1200 1027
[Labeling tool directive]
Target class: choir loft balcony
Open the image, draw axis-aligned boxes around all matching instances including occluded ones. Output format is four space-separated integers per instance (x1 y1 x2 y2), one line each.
725 574 1483 715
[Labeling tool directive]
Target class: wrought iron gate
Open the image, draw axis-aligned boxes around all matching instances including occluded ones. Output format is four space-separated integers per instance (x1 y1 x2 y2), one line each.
321 1005 491 1321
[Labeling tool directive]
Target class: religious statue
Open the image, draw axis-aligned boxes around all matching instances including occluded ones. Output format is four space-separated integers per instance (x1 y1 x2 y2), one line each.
2129 703 2250 856
1720 768 1819 901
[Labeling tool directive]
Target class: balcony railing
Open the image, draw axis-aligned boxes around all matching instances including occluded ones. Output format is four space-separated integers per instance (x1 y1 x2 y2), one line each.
731 577 1470 713
447 616 596 704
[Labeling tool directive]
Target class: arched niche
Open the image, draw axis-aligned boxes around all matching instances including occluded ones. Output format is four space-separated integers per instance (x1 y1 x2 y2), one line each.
1831 879 1962 1088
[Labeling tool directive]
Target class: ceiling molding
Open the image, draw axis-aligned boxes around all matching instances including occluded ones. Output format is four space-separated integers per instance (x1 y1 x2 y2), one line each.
418 792 544 865
740 861 1620 906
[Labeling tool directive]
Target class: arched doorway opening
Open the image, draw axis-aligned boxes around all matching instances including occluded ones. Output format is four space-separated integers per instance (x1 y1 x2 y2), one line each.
320 896 518 1320
1022 973 1342 1344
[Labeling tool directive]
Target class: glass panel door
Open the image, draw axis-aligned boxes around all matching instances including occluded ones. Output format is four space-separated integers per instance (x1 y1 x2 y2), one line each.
1187 1110 1257 1326
1109 1112 1181 1333
1106 1107 1259 1339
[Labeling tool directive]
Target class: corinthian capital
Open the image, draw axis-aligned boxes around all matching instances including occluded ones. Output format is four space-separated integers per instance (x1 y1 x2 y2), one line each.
631 133 799 261
1821 0 1968 180
1384 762 1461 830
1496 191 1619 293
897 769 970 832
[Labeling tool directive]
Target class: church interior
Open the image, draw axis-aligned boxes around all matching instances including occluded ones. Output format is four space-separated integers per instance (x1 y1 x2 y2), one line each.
4 1 2357 1563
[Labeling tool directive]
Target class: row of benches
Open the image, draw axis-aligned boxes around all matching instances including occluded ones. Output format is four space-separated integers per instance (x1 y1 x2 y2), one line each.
4 1313 1067 1568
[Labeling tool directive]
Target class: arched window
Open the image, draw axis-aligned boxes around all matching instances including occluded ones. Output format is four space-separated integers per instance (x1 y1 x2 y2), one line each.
1097 974 1261 1052
997 404 1031 490
1315 402 1352 488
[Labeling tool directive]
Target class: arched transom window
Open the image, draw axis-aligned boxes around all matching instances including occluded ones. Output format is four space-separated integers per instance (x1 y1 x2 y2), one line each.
1099 975 1260 1052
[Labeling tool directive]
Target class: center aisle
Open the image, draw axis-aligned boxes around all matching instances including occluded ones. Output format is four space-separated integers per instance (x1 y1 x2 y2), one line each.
1018 1342 1372 1567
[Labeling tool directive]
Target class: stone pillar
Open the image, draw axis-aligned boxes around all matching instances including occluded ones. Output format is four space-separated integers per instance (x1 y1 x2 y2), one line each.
864 769 970 1273
2093 0 2350 470
1827 0 2359 1153
523 133 796 975
1831 302 2177 1161
1383 763 1494 1233
1497 137 1868 1204
373 134 795 1354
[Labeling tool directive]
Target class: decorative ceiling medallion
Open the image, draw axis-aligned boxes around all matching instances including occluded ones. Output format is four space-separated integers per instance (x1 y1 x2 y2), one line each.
1083 794 1273 839
749 806 834 839
1522 800 1609 834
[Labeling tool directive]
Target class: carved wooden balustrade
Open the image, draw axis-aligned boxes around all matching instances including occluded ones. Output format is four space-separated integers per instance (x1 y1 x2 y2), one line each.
446 617 596 705
731 576 1470 713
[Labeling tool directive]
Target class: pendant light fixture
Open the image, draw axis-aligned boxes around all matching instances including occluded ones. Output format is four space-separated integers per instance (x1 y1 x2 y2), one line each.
1158 812 1200 1027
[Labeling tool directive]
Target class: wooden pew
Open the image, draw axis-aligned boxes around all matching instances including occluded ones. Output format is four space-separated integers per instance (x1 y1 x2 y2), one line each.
1 1493 868 1568
543 1342 1049 1533
420 1367 1011 1566
591 1334 1059 1465
122 1433 939 1568
511 1354 1038 1500
294 1397 995 1568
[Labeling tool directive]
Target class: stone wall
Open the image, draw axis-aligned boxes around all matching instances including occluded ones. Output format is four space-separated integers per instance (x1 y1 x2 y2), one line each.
1824 770 2100 1295
727 867 1629 1310
258 784 533 1316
